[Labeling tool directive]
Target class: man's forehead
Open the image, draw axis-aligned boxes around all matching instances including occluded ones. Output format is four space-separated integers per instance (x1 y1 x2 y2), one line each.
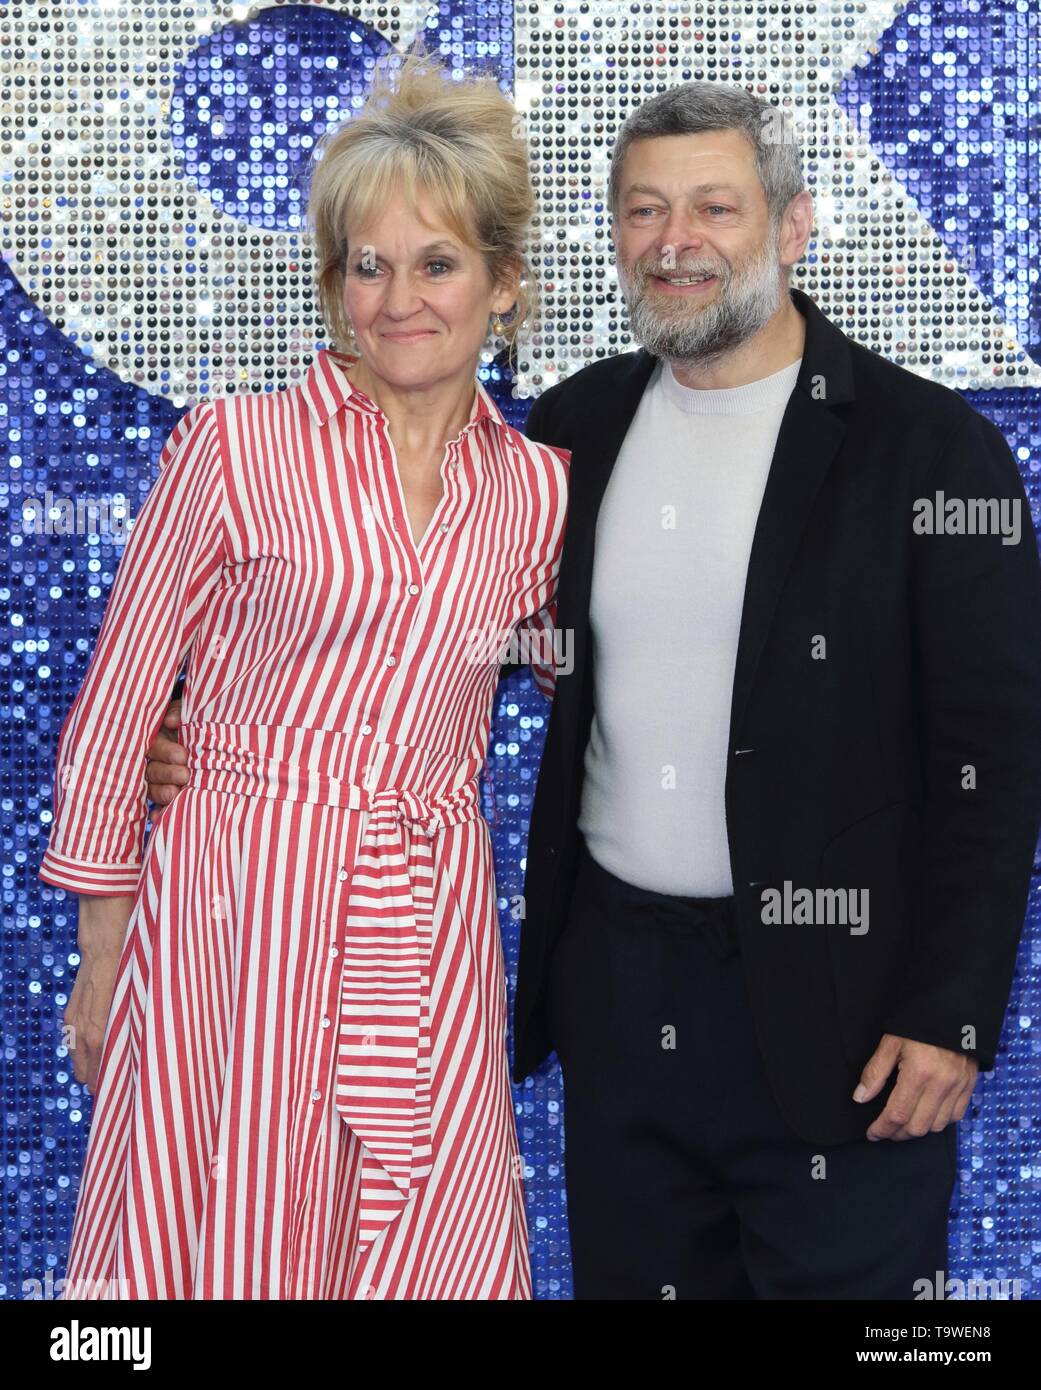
623 136 757 180
626 177 745 195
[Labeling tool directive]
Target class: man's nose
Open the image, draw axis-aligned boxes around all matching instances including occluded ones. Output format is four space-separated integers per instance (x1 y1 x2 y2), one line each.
658 219 706 261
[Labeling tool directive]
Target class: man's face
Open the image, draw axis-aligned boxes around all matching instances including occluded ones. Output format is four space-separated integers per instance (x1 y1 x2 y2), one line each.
613 129 788 364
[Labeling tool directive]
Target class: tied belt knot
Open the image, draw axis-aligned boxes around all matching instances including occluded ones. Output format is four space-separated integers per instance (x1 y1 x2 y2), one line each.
336 781 484 1248
179 725 485 1250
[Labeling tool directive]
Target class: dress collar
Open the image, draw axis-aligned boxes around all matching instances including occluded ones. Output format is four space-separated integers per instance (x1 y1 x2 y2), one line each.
302 348 511 434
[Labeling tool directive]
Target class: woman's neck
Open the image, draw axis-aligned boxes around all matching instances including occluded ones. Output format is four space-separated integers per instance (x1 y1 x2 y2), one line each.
336 351 477 456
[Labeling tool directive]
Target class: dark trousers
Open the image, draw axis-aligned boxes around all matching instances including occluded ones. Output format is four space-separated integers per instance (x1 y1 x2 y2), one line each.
547 836 958 1300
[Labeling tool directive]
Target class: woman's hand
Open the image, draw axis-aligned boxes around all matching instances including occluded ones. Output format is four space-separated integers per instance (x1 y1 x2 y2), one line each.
145 697 189 808
65 895 135 1093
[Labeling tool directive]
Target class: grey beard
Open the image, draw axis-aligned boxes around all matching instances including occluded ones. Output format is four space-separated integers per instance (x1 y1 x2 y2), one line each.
621 233 784 367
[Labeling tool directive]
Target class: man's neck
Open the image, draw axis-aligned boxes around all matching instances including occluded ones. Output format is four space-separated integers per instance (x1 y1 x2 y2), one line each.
667 289 805 391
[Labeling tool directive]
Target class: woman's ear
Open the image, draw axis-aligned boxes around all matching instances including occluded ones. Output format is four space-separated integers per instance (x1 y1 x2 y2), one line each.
491 255 523 314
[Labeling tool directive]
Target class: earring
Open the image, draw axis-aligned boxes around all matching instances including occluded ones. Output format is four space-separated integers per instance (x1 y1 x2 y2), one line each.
492 301 519 336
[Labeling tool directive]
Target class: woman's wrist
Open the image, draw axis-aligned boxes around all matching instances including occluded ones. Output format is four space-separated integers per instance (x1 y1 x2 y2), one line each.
77 895 134 957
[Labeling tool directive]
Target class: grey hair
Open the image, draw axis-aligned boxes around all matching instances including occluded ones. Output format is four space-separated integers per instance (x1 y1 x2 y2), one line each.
608 82 806 226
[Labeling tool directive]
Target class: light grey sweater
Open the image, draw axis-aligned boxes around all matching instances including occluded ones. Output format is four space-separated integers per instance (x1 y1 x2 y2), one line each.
577 354 803 895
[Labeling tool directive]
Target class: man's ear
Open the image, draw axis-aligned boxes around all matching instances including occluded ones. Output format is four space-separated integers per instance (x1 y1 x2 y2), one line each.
780 190 814 270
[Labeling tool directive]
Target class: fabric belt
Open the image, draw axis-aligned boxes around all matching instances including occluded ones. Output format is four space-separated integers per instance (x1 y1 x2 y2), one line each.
179 720 485 1249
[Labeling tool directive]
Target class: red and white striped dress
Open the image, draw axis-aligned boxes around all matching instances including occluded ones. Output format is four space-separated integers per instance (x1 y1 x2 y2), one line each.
38 350 569 1299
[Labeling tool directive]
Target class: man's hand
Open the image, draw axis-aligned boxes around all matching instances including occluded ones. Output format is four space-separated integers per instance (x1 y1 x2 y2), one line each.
854 1034 978 1141
145 697 188 808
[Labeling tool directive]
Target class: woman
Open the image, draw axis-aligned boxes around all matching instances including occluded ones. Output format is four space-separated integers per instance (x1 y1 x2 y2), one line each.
39 49 569 1300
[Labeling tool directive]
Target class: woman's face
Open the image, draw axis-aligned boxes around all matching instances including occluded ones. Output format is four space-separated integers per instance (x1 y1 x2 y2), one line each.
341 184 517 391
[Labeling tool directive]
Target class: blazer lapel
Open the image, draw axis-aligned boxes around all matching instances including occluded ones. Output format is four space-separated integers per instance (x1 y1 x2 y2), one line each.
561 347 658 675
727 288 856 739
727 387 847 741
559 287 856 754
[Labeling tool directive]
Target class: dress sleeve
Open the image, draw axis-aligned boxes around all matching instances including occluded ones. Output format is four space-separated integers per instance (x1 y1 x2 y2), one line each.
513 600 559 701
510 440 571 701
38 400 226 897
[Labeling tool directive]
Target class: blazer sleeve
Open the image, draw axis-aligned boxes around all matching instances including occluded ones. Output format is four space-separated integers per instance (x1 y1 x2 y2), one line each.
880 406 1041 1069
38 400 227 897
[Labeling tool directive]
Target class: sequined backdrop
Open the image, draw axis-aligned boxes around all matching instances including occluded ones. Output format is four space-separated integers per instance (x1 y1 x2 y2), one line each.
2 1 1038 1300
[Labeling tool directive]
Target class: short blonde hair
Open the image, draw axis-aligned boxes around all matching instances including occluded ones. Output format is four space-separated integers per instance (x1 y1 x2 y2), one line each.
306 47 538 367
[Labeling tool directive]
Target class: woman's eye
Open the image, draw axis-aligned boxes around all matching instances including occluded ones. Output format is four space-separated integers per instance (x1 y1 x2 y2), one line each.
348 261 452 277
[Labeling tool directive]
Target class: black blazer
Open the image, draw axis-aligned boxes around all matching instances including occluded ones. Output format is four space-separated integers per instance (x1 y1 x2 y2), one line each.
512 285 1041 1145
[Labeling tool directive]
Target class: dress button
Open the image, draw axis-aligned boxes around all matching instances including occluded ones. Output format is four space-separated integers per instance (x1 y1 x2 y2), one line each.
440 523 449 533
311 1089 322 1102
386 655 397 667
338 868 349 881
330 945 339 957
361 723 372 735
408 583 420 595
321 1016 331 1029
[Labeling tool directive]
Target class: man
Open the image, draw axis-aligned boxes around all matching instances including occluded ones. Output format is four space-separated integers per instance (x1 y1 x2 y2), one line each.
511 82 1041 1299
144 82 1041 1300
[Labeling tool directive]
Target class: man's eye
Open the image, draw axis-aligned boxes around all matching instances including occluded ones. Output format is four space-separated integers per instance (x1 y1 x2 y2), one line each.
707 206 731 215
630 207 657 218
